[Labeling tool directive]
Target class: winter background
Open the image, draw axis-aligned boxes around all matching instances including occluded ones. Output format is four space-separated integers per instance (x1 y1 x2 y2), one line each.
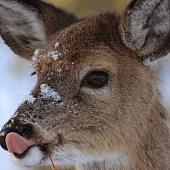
0 0 170 169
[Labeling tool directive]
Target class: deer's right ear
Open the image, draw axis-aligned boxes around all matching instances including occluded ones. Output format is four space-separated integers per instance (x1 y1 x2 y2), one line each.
0 0 78 60
119 0 170 65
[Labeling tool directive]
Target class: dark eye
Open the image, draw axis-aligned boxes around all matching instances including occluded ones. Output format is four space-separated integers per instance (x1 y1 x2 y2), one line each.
81 71 108 88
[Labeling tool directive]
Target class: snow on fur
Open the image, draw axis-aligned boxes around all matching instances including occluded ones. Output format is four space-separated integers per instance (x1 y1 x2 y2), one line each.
24 95 36 104
40 84 61 101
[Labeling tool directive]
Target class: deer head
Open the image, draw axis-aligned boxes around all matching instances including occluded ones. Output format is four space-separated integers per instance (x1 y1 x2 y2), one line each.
0 0 169 169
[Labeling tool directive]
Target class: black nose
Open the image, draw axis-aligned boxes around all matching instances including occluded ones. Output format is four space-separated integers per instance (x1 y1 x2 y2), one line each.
0 124 33 151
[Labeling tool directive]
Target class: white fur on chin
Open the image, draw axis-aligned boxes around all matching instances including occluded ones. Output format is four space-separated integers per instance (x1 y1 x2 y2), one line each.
12 146 43 167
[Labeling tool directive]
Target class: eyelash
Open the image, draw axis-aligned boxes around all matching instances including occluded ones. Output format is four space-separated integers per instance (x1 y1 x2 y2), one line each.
31 71 36 76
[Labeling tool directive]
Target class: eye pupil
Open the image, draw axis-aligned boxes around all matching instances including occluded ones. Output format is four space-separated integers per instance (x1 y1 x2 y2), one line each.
91 75 104 83
87 71 108 88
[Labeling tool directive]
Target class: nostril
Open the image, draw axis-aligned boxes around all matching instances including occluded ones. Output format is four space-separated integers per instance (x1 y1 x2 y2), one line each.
0 128 24 151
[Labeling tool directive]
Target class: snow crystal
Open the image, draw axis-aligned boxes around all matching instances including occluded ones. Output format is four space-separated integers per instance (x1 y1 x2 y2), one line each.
65 49 69 53
24 95 36 104
6 124 12 128
55 42 59 48
32 41 70 62
32 49 40 62
31 41 70 63
10 112 19 119
34 49 39 56
57 68 62 73
48 51 61 60
40 84 61 101
62 31 67 37
0 131 5 136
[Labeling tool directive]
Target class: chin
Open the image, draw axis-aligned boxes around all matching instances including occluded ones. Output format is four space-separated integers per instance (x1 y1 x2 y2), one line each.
11 146 44 167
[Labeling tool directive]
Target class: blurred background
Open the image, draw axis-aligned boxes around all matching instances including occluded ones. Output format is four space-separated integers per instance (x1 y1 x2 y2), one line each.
0 0 169 169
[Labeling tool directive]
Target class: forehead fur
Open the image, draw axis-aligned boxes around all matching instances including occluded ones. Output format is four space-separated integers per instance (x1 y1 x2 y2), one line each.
33 13 132 71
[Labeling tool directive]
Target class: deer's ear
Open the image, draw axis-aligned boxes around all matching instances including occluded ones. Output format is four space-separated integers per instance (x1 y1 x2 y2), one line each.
0 0 78 60
119 0 170 65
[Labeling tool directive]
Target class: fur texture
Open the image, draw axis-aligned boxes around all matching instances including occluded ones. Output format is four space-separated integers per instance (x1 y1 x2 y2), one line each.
0 0 169 169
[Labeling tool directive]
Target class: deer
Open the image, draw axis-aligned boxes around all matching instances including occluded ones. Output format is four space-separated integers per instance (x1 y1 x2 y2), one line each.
0 0 169 169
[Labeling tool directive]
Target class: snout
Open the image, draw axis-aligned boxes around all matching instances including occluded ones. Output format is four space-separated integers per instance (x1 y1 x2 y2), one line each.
0 123 46 166
0 124 34 154
0 119 63 167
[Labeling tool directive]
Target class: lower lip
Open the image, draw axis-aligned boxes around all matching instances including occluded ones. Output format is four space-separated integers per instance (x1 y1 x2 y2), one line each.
13 145 34 159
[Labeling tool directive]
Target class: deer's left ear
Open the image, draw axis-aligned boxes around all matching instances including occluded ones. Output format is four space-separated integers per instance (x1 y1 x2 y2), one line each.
119 0 170 65
0 0 78 60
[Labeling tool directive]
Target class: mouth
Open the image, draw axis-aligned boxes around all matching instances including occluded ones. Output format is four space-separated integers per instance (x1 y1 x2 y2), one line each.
4 132 69 167
11 145 45 167
13 144 47 159
4 132 47 166
6 132 34 154
13 145 34 158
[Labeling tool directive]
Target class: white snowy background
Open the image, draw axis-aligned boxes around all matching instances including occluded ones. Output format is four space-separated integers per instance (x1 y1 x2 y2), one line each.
0 35 170 170
0 37 37 170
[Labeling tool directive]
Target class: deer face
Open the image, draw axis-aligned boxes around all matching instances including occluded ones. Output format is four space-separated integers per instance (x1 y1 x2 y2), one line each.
0 0 169 169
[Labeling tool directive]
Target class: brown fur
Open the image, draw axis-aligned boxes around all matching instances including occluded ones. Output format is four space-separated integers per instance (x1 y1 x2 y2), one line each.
0 0 169 169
